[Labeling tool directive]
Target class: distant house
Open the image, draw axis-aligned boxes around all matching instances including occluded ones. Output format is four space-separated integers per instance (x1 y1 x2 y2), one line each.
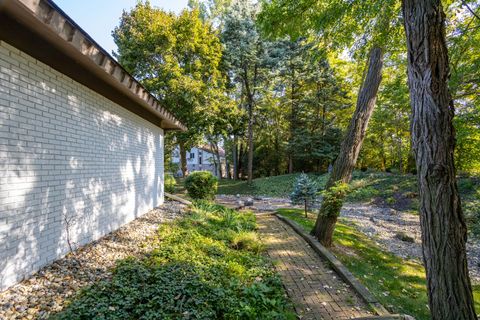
0 0 185 290
171 145 226 177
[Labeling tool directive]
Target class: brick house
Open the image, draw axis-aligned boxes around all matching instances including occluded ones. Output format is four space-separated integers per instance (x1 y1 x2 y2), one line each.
0 0 185 290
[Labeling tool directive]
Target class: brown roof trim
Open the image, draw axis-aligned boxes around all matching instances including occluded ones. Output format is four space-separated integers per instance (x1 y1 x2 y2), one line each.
0 0 187 131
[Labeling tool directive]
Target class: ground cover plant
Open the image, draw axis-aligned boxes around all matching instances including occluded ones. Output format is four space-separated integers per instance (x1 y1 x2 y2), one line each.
276 208 480 319
52 203 295 319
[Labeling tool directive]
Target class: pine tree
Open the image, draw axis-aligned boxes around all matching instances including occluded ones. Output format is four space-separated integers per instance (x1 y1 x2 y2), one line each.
290 174 317 217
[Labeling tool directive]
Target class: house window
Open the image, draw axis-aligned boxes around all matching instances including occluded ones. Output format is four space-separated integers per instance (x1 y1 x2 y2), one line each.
189 152 195 159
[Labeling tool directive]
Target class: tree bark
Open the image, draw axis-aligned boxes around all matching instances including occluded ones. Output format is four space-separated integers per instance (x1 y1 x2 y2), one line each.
288 66 296 174
238 142 244 179
312 47 384 246
247 101 254 184
179 141 188 178
402 1 477 318
233 135 238 180
211 141 223 178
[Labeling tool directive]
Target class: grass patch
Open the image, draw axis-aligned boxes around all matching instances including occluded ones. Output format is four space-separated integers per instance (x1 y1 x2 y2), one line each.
276 208 480 319
52 202 295 320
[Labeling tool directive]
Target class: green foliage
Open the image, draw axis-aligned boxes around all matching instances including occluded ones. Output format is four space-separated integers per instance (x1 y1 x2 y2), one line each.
459 177 480 236
164 173 176 193
258 0 403 58
290 173 318 216
448 2 480 174
113 3 236 153
184 171 218 200
53 203 295 319
277 208 480 319
319 182 350 218
218 173 328 197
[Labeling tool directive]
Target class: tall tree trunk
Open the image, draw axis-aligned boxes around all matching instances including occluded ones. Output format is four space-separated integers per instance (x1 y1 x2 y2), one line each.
238 142 244 179
312 47 384 247
402 1 477 318
226 159 231 179
232 135 238 180
216 151 223 178
247 102 254 184
211 141 223 178
380 141 387 171
179 141 188 178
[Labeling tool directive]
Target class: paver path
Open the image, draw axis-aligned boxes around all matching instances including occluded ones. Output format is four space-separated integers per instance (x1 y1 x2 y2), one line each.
257 214 374 320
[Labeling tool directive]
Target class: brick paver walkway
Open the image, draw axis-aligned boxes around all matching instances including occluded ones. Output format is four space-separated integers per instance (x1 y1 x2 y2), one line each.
257 214 374 320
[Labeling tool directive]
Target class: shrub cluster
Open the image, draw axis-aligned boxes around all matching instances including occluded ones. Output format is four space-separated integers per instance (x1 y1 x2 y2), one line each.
164 173 176 193
184 171 218 200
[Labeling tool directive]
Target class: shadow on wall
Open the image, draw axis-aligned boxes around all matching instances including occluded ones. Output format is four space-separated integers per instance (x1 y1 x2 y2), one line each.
0 43 164 290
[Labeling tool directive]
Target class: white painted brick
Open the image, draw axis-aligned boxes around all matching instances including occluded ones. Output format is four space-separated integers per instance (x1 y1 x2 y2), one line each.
0 41 165 291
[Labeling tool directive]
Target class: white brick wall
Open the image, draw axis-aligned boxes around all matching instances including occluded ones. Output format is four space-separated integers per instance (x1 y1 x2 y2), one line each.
0 41 165 291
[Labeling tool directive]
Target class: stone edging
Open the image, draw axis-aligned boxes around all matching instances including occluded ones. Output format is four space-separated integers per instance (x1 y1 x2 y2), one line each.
165 192 192 205
275 214 403 319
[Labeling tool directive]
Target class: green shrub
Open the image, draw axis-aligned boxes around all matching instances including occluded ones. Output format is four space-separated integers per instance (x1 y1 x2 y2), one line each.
320 182 350 217
231 231 264 253
184 171 218 200
164 173 176 193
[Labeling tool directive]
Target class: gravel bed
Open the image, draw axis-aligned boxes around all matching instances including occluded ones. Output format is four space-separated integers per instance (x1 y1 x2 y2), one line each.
340 203 480 283
0 201 186 320
217 194 480 283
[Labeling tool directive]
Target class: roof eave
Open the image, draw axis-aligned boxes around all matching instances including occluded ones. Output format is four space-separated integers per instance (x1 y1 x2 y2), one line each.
0 0 187 132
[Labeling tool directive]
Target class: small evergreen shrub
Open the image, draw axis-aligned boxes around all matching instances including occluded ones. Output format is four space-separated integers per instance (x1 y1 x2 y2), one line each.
290 173 318 217
184 171 218 200
164 173 176 193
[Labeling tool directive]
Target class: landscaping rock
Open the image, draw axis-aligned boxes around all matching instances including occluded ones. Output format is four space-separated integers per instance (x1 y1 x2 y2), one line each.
394 232 415 243
340 203 480 282
0 201 186 320
244 198 254 206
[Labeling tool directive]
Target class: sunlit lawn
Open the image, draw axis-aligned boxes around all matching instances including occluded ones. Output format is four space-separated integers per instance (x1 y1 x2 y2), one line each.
277 208 480 320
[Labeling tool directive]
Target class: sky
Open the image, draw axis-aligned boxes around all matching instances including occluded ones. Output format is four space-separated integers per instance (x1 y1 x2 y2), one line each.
54 0 190 56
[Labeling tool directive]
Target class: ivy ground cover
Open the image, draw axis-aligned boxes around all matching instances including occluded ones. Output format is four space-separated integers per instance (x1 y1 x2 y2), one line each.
52 202 295 319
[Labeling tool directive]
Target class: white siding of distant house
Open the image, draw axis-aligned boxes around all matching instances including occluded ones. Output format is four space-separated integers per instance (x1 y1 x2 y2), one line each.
0 41 164 290
171 147 220 176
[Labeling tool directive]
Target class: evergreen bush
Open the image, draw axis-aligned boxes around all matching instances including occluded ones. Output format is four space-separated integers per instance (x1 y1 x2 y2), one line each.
164 173 176 193
290 173 318 217
184 171 218 200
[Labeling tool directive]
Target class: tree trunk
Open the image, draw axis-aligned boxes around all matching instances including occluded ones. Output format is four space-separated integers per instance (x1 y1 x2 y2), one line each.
238 142 244 179
312 47 384 246
211 141 223 178
247 102 254 184
179 141 188 178
313 216 337 247
233 135 238 180
402 1 477 318
216 151 223 178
